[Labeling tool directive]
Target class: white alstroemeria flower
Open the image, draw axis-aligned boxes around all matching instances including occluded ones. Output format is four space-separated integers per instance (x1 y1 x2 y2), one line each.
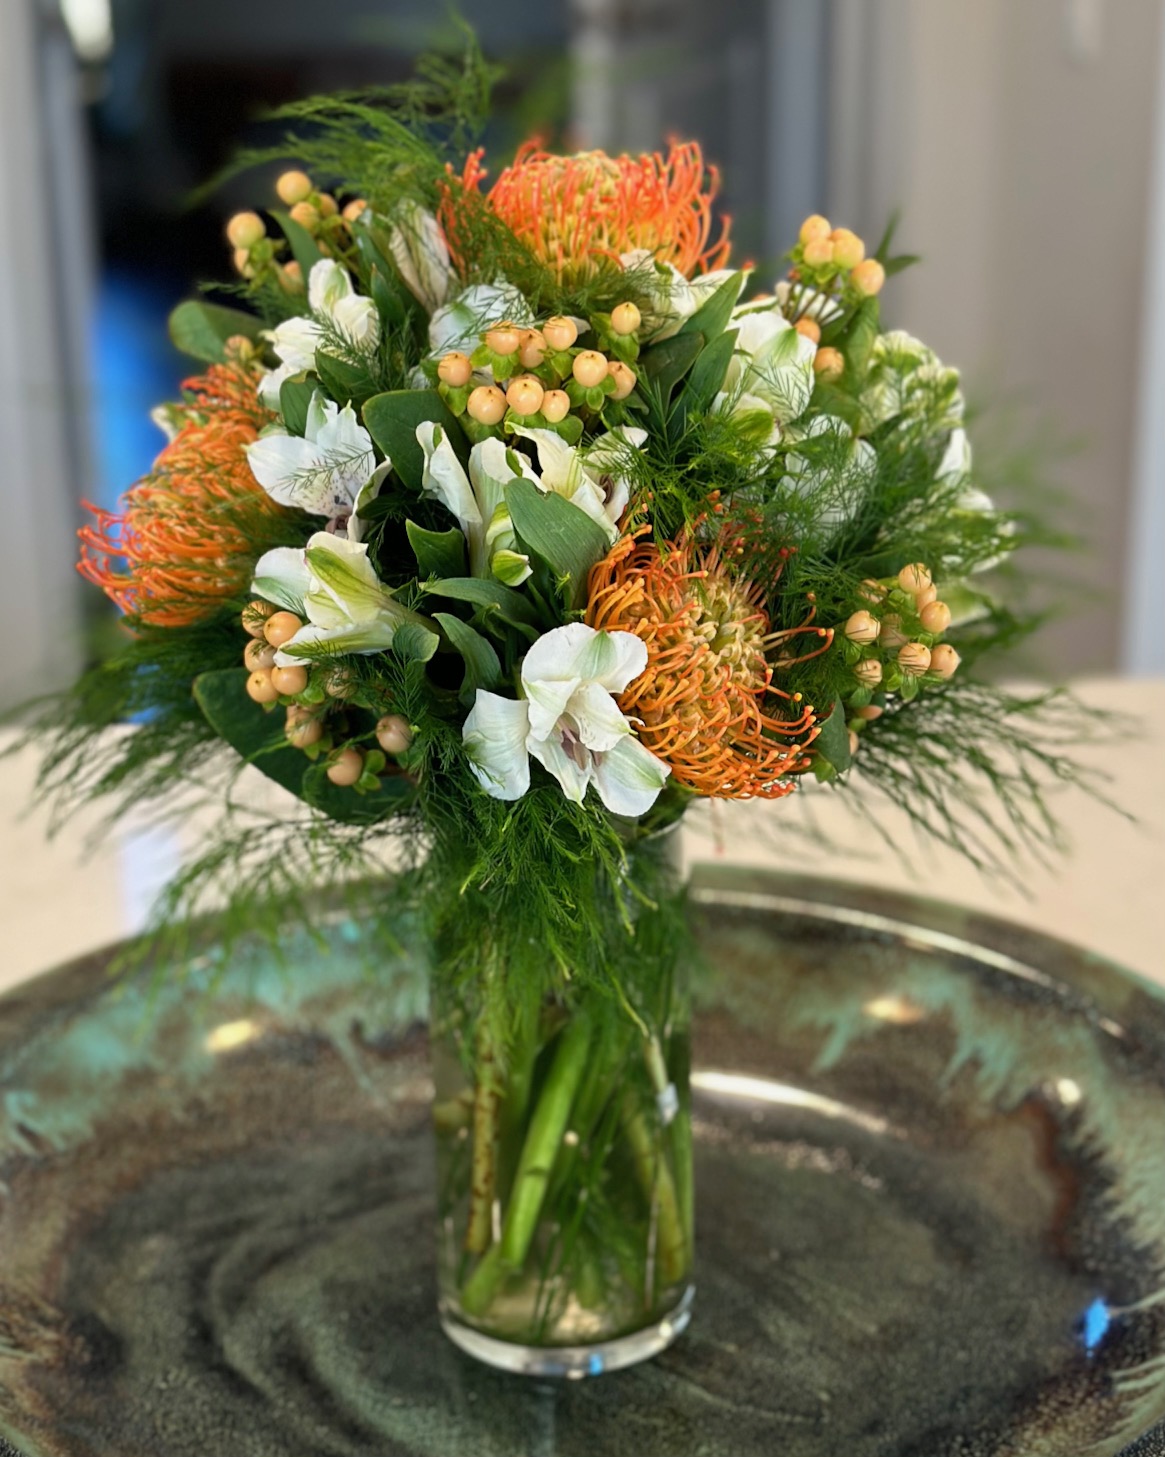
252 533 435 665
388 200 454 314
621 250 741 342
416 424 534 584
246 390 388 537
711 388 782 455
724 305 817 424
428 281 535 358
258 261 381 409
774 279 843 326
780 415 877 542
508 424 646 540
463 623 669 815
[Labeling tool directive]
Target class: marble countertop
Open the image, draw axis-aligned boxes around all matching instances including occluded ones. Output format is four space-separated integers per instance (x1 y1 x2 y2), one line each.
2 676 1162 997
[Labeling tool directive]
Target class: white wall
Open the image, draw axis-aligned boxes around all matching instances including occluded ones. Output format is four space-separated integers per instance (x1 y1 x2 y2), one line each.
830 0 1165 677
0 0 86 711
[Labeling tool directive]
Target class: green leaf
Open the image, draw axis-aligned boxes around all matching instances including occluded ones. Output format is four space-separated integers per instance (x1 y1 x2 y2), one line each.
505 478 609 610
842 297 881 379
679 328 737 415
814 701 853 773
433 612 502 703
406 520 466 578
168 300 264 363
279 376 315 436
363 389 468 490
193 668 309 798
678 272 746 340
392 622 441 663
314 350 376 410
301 760 412 824
270 207 324 276
640 332 703 403
424 577 541 636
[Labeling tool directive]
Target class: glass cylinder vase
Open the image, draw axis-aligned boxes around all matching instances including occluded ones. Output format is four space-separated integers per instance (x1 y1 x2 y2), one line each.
430 837 694 1377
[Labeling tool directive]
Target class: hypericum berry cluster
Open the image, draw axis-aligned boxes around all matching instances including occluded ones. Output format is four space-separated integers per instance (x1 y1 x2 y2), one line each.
239 598 413 791
224 169 369 294
434 302 642 443
836 563 961 751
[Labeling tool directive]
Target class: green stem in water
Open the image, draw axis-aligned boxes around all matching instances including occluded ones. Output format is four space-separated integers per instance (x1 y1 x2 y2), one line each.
465 1016 504 1255
622 1091 688 1289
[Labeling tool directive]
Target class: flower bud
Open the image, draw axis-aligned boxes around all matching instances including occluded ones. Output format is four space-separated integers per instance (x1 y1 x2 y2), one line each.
853 658 883 686
851 259 886 297
437 351 473 388
484 323 521 356
244 638 276 672
572 350 608 388
794 317 821 344
607 360 637 400
505 375 545 417
375 714 412 754
543 316 578 351
518 329 547 368
897 563 932 594
610 301 642 336
289 201 320 234
930 643 961 679
323 665 355 699
326 748 364 786
915 583 938 610
271 664 308 696
813 347 845 381
226 211 265 250
279 261 304 292
541 389 571 423
466 385 508 425
276 170 313 206
242 599 274 638
232 249 256 279
316 192 338 218
246 670 279 704
858 578 885 603
879 614 908 650
844 610 879 645
799 214 832 245
830 228 866 270
847 728 860 757
286 709 323 748
803 237 835 268
263 610 303 648
920 600 952 635
855 704 883 721
898 642 932 676
342 198 369 223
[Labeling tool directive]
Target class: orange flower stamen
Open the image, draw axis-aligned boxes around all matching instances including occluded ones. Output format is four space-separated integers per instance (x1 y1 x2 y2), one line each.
448 139 732 285
587 531 833 799
77 353 281 627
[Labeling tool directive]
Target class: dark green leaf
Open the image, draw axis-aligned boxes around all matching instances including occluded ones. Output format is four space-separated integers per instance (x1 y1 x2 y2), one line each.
639 331 703 404
424 577 541 635
314 350 376 409
682 328 737 413
842 297 881 379
279 377 315 436
270 207 324 276
505 477 609 610
406 520 466 578
391 622 441 662
363 390 468 490
433 612 502 703
370 267 408 329
678 272 745 340
301 760 412 823
168 300 264 363
814 701 853 773
193 668 308 798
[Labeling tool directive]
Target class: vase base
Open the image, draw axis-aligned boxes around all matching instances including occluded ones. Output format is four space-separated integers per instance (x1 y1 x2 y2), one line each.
439 1284 695 1378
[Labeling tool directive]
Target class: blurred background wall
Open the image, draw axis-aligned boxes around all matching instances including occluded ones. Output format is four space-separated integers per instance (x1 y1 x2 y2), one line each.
2 0 1163 712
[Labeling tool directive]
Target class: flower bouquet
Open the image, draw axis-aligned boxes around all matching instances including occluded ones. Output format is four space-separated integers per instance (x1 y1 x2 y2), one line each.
31 38 1095 1377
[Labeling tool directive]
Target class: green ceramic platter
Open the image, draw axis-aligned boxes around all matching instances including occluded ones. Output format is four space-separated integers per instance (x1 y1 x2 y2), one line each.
2 866 1164 1457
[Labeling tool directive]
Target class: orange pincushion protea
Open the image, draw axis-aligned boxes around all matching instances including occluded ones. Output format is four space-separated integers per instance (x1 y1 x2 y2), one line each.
587 531 832 799
449 140 732 284
78 352 280 627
